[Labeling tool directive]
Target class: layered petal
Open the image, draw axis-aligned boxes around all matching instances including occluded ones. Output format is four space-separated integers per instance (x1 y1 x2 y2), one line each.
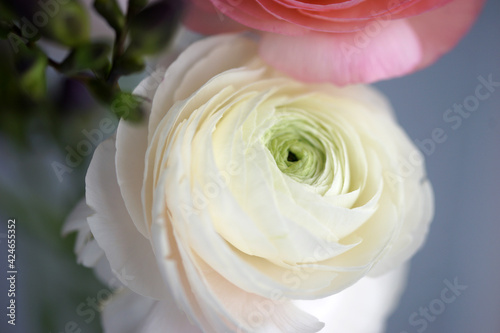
115 69 166 238
85 138 168 300
63 199 105 268
184 0 247 34
259 0 485 85
102 288 202 333
199 0 455 33
294 264 409 333
259 19 422 86
185 0 484 84
151 174 325 332
407 0 486 71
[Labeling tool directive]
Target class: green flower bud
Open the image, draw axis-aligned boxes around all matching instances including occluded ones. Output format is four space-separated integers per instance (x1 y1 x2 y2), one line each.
86 78 117 104
93 0 125 32
0 20 12 39
15 46 48 100
126 0 182 56
114 52 145 76
127 0 149 17
111 91 144 121
43 0 90 47
0 2 17 22
60 42 111 76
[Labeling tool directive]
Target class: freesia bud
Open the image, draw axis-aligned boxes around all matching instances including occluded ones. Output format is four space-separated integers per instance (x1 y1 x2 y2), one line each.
126 0 182 56
60 42 111 76
42 0 90 47
93 0 125 32
15 46 47 100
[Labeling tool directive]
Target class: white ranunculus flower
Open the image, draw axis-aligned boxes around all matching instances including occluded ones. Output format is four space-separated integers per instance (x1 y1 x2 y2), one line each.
66 34 434 333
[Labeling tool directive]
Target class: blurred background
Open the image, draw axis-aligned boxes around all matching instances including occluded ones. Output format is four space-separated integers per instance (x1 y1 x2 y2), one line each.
0 0 499 332
380 0 500 331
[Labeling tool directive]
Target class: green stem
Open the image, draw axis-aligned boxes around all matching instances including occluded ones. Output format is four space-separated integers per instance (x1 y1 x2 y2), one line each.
107 22 129 86
47 57 92 84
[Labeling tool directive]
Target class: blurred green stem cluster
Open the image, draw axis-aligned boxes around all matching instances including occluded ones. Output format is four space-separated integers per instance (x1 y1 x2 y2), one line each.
0 0 183 146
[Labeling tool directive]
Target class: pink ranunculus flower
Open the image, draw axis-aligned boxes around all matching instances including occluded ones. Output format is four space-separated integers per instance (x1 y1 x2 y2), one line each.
184 0 485 85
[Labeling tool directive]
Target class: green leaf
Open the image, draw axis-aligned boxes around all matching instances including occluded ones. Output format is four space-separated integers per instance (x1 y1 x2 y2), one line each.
86 78 117 104
0 20 13 39
126 0 183 56
42 0 90 47
60 42 111 76
127 0 148 17
0 2 17 22
15 47 48 100
114 51 145 76
111 92 144 121
93 0 125 32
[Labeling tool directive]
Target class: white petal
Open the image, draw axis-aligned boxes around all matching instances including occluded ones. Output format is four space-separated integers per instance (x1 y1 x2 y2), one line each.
63 199 122 287
151 207 325 333
86 138 167 300
369 118 434 276
77 239 102 267
102 288 201 333
63 199 105 267
62 199 93 236
181 251 325 333
148 34 258 138
115 70 164 238
370 180 434 276
294 265 409 333
92 255 121 288
115 117 150 238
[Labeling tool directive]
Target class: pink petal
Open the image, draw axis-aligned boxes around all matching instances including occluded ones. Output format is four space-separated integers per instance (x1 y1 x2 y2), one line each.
259 0 485 85
208 0 310 35
259 19 423 85
184 0 248 34
295 0 453 22
273 0 367 11
255 0 424 32
407 0 487 71
208 0 453 33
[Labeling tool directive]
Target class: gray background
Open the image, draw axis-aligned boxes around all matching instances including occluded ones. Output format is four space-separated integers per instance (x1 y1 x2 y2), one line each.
381 0 500 332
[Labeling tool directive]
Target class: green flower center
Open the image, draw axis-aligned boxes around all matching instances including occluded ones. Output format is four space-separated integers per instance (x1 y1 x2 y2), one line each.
264 111 331 186
287 151 299 162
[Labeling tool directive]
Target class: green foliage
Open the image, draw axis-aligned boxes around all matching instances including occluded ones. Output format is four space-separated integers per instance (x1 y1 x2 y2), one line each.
127 0 183 56
127 0 149 17
0 0 185 331
0 1 17 21
60 42 112 77
42 0 90 47
93 0 125 32
16 45 48 100
111 91 144 121
114 51 145 76
0 0 184 145
0 20 12 38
